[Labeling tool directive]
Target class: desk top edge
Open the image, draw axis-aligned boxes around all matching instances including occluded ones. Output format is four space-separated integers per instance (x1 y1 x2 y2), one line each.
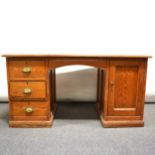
2 54 152 59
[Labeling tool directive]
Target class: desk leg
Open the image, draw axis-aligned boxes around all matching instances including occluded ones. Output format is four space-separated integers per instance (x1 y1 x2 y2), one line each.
52 68 57 114
96 68 104 114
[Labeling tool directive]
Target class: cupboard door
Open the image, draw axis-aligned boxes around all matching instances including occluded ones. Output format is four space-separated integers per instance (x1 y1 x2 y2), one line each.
108 60 146 116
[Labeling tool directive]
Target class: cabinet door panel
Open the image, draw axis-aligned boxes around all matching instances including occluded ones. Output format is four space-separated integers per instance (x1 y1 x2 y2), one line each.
108 60 146 116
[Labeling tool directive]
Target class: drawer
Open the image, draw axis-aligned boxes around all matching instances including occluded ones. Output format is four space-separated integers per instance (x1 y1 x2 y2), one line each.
10 81 47 101
11 101 49 116
8 60 47 80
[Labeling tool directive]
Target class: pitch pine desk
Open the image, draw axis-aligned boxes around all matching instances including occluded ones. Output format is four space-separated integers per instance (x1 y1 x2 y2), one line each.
3 54 151 128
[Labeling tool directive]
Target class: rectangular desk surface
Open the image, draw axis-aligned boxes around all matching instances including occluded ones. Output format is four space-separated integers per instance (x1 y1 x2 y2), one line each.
2 54 152 58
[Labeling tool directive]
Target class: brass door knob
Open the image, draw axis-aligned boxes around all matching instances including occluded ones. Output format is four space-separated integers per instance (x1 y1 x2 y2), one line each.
23 88 32 94
22 67 31 73
110 81 115 85
25 107 33 113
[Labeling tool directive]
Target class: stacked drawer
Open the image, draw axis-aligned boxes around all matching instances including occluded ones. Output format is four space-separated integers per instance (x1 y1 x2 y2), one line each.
7 59 50 121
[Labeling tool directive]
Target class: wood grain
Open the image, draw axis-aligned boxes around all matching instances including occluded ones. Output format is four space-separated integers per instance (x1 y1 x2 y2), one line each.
9 117 53 128
8 60 47 80
9 81 47 101
108 59 147 116
11 101 49 116
100 116 144 127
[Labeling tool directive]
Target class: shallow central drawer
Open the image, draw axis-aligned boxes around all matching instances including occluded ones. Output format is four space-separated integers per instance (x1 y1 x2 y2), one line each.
10 81 47 101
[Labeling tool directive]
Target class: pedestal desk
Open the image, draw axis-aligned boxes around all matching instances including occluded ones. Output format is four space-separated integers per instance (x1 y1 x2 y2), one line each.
2 54 151 128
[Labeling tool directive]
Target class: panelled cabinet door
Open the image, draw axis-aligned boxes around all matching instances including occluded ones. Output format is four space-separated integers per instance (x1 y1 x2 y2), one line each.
108 60 146 116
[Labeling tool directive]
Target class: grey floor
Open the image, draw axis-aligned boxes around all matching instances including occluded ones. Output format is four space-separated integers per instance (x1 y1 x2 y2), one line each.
0 103 155 155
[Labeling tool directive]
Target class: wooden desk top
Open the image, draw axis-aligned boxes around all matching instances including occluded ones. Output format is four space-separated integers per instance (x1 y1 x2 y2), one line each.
2 54 152 58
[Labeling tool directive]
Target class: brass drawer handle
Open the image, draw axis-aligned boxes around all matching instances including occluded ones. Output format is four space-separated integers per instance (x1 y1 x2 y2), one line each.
22 67 31 73
25 107 33 113
23 88 32 94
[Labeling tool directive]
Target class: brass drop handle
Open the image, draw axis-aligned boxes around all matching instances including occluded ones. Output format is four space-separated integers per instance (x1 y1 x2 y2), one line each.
25 107 33 113
23 88 32 94
22 67 31 73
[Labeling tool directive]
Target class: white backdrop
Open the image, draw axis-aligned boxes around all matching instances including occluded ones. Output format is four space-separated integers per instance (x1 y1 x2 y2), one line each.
0 0 155 102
